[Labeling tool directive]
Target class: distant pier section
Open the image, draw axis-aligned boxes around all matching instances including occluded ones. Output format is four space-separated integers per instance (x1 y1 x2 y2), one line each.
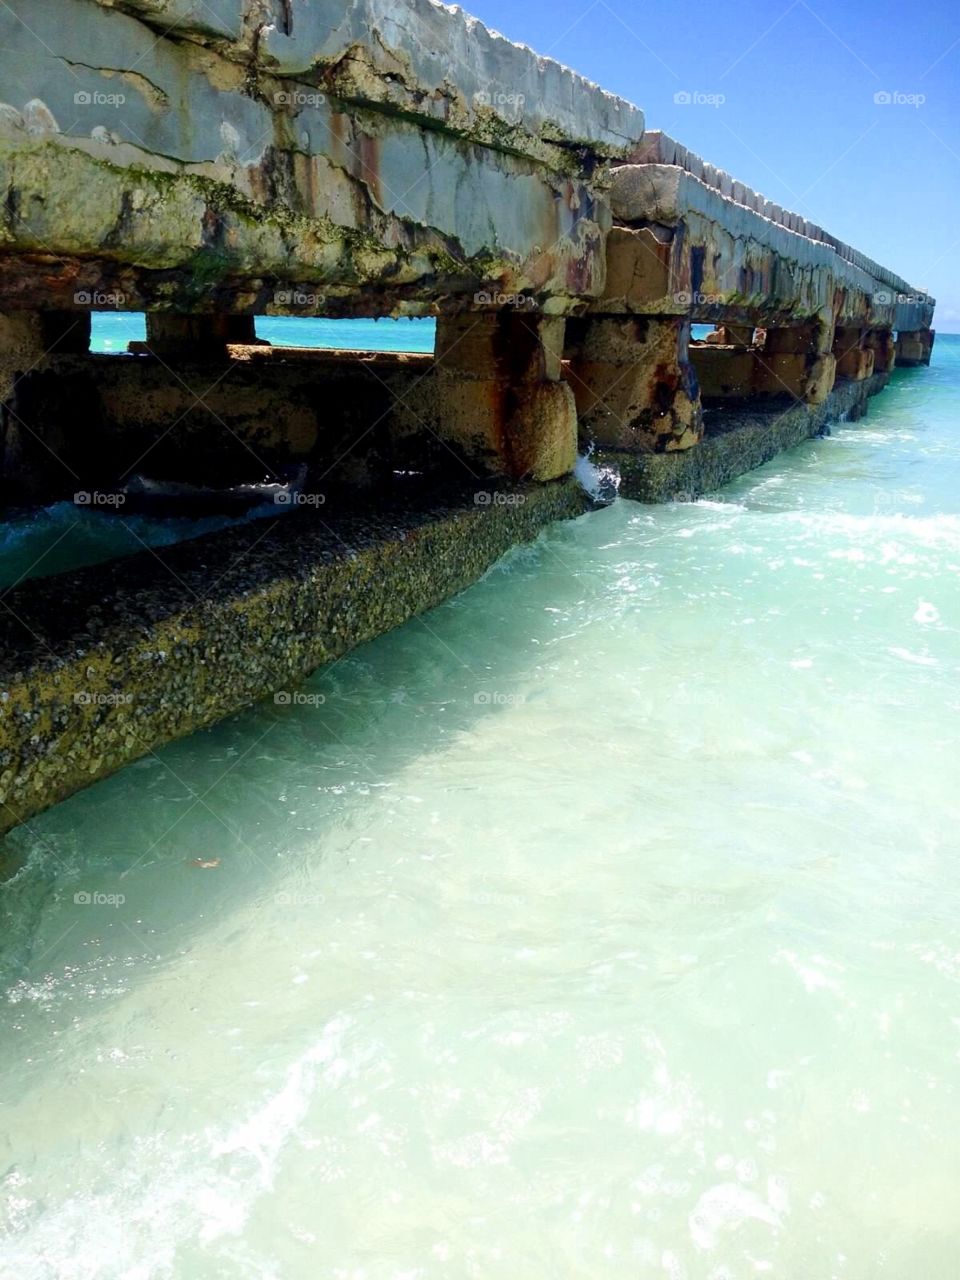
0 0 938 835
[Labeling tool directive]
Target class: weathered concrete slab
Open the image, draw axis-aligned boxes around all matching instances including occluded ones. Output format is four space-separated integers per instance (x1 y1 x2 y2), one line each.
92 0 644 155
257 0 644 153
606 164 934 329
0 0 643 313
627 132 928 301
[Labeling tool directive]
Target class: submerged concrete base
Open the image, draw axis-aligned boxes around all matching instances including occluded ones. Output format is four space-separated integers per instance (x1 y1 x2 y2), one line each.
600 372 888 501
0 480 587 837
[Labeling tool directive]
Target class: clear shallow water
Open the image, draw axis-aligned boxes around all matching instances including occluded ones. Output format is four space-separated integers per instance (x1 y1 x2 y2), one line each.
90 312 436 354
1 341 959 1278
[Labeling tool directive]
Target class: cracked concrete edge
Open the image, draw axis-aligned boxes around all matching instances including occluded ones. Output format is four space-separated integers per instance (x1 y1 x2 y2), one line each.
81 0 646 159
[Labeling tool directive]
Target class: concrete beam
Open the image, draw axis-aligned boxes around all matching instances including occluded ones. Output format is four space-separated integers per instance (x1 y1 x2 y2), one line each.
624 133 934 315
865 328 896 374
144 314 259 357
0 0 641 314
691 342 836 406
833 327 876 381
603 371 889 502
567 316 703 452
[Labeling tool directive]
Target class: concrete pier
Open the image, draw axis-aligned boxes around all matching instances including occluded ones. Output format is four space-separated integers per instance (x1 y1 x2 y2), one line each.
0 0 937 833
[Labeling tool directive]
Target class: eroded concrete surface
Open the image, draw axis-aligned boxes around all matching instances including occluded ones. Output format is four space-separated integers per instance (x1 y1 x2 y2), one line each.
0 0 643 313
605 163 935 333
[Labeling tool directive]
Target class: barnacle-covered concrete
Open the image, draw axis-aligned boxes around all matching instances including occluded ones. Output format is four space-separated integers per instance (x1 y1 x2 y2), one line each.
0 478 588 836
599 372 889 503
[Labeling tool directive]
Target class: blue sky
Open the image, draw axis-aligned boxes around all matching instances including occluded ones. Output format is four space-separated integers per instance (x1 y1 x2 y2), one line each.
466 0 960 331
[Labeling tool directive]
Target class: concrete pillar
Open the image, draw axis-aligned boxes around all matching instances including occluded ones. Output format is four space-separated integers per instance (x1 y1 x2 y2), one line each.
692 321 836 405
0 310 92 502
1 313 46 407
895 329 935 367
1 311 91 398
865 329 896 374
761 322 837 403
567 316 703 452
418 311 577 480
833 327 876 381
144 314 259 358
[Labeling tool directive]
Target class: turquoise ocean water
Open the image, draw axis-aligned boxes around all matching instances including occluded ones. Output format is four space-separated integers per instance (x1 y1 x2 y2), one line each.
90 312 438 355
1 332 958 1277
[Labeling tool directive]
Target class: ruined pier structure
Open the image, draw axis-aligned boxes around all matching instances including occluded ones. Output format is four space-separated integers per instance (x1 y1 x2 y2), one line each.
0 0 935 504
0 0 937 835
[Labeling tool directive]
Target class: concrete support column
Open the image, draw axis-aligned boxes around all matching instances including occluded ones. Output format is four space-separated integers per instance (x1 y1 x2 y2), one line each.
1 311 94 504
760 322 837 403
419 311 577 480
865 329 896 374
895 329 935 368
832 327 876 381
567 316 703 452
691 321 836 405
145 314 259 358
1 311 91 402
1 313 47 408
